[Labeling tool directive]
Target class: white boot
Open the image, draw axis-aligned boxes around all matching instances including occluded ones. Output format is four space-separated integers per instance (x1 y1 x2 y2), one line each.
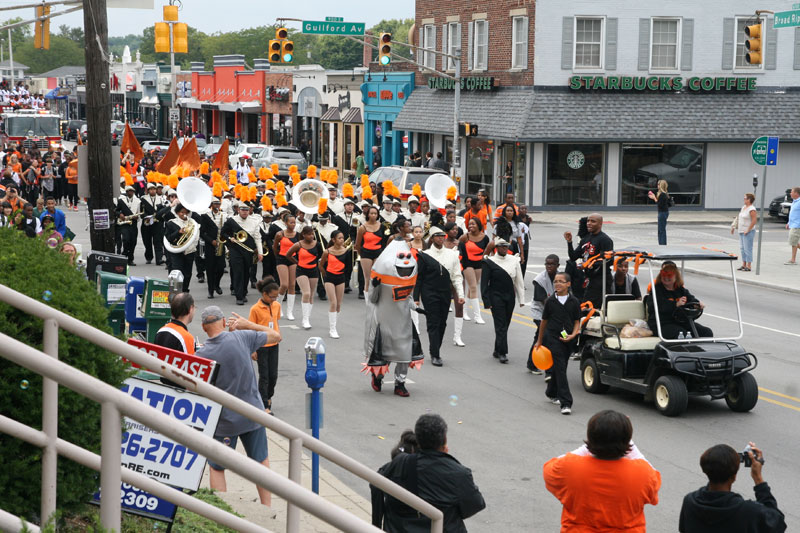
453 317 465 347
463 299 472 321
285 294 296 320
471 298 485 324
329 311 339 338
302 302 312 329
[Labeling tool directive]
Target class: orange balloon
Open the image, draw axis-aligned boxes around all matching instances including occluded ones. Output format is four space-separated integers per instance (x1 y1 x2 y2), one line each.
532 346 553 371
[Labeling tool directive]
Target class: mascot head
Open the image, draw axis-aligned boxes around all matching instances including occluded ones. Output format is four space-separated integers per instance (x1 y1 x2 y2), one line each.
372 238 417 284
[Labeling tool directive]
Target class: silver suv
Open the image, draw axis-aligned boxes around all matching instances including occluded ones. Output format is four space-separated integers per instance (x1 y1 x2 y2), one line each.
253 146 308 177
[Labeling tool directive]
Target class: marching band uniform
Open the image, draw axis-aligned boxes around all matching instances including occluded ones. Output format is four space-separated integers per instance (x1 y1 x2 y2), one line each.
259 212 277 281
200 202 226 299
116 186 141 266
480 239 525 364
140 184 165 265
221 207 263 305
221 193 235 217
164 211 199 292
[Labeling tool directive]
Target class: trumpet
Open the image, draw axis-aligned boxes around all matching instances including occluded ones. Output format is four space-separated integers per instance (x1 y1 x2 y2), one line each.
382 220 392 236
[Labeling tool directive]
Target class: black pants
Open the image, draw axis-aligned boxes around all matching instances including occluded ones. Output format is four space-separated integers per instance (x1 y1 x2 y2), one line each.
67 183 78 207
527 319 549 374
141 222 163 263
262 248 277 281
229 248 253 300
544 335 573 408
53 179 64 202
256 345 279 409
357 261 364 293
204 248 226 295
169 251 195 293
120 224 138 263
249 261 258 284
660 322 714 339
521 245 529 279
422 292 450 359
195 243 206 280
489 296 515 356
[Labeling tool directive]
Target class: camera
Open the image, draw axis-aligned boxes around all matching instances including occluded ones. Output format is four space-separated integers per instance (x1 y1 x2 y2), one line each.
739 444 764 467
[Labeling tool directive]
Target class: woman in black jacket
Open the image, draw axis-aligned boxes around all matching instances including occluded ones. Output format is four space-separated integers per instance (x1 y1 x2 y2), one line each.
646 261 713 339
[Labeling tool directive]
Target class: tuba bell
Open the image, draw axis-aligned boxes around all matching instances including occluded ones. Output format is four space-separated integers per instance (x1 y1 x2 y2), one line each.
424 173 458 209
291 179 328 215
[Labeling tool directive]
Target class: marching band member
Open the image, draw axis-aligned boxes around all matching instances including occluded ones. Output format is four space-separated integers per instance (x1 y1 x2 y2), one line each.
379 196 397 228
355 205 386 301
164 203 198 292
140 183 165 265
327 184 344 216
320 230 351 338
273 214 299 320
259 210 276 281
332 197 360 294
313 213 337 301
200 198 226 299
408 196 426 228
286 226 322 330
220 203 263 306
116 185 141 266
221 191 235 217
459 218 491 325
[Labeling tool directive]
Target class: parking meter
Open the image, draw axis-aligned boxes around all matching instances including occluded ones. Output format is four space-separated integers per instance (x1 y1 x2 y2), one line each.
168 270 184 295
304 337 326 493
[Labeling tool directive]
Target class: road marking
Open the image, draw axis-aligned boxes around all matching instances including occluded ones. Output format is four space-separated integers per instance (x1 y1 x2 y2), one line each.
704 313 800 339
760 396 800 413
759 387 800 404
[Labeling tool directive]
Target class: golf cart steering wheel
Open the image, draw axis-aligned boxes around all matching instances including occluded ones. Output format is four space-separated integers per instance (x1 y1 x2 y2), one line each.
679 301 704 321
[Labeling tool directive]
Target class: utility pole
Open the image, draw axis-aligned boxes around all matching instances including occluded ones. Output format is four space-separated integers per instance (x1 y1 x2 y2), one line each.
83 0 116 253
8 28 14 89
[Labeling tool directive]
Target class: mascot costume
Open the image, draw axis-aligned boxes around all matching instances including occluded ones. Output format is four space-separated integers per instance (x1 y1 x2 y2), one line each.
362 237 424 397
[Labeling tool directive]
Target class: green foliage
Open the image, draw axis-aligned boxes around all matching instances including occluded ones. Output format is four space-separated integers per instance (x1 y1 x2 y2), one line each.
108 33 142 58
0 228 133 522
312 35 363 70
1 17 32 46
371 18 415 59
57 25 84 45
171 489 242 532
14 36 85 74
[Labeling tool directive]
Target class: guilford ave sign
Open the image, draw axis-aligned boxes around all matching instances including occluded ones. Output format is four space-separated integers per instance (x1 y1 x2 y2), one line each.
569 75 757 92
302 20 365 35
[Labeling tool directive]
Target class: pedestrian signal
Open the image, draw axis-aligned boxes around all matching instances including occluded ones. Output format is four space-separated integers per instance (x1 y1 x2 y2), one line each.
744 23 762 65
154 22 170 53
379 33 392 65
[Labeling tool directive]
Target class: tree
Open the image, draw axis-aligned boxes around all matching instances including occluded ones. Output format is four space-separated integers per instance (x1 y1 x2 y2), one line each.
1 17 32 46
311 35 362 70
14 36 85 74
370 18 414 58
57 24 84 44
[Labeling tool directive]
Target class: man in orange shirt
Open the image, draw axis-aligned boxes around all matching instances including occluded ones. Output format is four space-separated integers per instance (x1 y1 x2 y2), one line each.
543 410 661 532
65 152 79 211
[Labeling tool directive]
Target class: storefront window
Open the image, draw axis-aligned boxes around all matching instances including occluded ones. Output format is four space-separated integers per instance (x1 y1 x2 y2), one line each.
620 144 703 206
344 124 353 171
466 138 495 197
443 136 453 164
417 133 433 157
321 123 332 167
546 144 604 205
499 143 527 204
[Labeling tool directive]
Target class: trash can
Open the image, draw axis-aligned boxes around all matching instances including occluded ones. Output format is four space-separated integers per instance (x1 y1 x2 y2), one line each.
87 251 128 281
142 278 172 343
96 270 128 335
125 276 146 335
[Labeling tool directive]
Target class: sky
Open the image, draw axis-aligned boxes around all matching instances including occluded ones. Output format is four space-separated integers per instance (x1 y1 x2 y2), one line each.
0 0 415 38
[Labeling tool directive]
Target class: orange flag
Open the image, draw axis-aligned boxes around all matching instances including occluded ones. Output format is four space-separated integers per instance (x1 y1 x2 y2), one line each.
211 139 230 173
172 137 201 174
120 123 144 164
156 137 180 174
76 131 83 146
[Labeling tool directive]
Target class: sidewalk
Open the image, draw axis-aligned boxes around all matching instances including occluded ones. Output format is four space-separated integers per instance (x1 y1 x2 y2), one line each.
530 209 740 226
198 432 372 532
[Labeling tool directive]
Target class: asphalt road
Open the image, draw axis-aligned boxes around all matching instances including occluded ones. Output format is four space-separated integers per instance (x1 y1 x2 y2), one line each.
74 212 799 532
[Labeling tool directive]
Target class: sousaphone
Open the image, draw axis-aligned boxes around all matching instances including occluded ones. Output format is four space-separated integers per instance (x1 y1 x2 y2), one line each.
291 178 328 215
163 177 211 253
424 173 458 209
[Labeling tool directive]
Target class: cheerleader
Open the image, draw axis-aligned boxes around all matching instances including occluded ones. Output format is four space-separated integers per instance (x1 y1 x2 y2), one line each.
286 226 322 329
459 218 491 325
273 214 299 320
355 205 385 300
320 230 351 338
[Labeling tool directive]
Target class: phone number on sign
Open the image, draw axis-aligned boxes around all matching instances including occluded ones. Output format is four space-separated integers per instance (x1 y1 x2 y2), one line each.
122 432 199 472
120 483 160 511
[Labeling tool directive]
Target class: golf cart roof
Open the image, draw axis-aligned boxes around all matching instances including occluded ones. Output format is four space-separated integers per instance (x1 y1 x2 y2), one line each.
607 246 737 261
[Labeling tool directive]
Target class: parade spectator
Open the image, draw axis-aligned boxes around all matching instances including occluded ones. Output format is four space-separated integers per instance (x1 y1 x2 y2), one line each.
679 443 786 533
32 197 45 218
731 193 757 271
40 197 66 237
646 261 713 339
17 203 41 237
154 292 196 355
354 149 366 178
784 186 800 265
648 180 671 245
249 276 282 414
196 306 280 507
543 410 661 532
610 259 642 299
563 213 614 309
372 145 382 170
371 413 485 531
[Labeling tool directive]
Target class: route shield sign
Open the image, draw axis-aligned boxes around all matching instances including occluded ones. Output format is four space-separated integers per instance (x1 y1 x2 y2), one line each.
302 20 365 35
751 136 768 165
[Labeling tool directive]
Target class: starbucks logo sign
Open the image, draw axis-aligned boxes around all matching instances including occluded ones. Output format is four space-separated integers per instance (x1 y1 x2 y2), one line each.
566 150 585 170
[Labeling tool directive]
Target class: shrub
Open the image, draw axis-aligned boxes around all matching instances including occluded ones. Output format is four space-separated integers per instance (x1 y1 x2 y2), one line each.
0 228 132 522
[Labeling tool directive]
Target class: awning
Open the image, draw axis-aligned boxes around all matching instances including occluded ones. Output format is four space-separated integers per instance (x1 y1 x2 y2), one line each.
241 101 262 113
45 88 66 100
139 96 158 106
342 107 363 124
320 107 341 122
218 102 238 112
176 97 197 108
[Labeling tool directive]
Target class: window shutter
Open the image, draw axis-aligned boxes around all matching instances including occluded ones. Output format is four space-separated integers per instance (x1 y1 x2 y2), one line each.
418 27 424 64
721 18 734 70
441 24 448 70
765 17 778 70
482 20 489 69
681 18 694 70
561 16 574 70
467 21 474 70
456 23 462 69
794 27 800 69
606 18 618 70
520 16 529 68
431 26 437 69
638 18 650 70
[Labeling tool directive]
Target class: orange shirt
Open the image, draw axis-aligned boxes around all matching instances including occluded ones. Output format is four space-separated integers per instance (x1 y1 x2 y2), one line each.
543 452 661 533
464 209 488 230
326 251 346 275
66 160 79 185
248 299 281 347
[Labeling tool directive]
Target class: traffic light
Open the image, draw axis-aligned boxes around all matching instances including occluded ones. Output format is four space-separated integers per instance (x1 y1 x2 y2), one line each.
34 5 50 50
154 22 170 53
173 22 188 53
379 33 392 65
163 4 178 21
745 22 762 65
459 122 478 137
281 39 294 63
276 27 289 40
269 40 282 62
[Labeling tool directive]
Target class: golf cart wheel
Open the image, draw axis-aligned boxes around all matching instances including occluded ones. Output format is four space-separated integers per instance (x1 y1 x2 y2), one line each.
581 358 609 394
653 375 688 416
725 373 759 412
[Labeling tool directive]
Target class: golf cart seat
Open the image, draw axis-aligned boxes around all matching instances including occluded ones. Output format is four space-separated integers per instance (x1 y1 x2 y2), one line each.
584 294 635 337
602 300 661 351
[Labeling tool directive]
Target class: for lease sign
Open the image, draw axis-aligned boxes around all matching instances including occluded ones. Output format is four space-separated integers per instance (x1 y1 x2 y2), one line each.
126 338 219 384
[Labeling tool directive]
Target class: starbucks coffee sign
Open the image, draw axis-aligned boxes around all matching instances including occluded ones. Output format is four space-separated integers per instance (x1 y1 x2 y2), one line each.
568 75 757 92
429 76 495 91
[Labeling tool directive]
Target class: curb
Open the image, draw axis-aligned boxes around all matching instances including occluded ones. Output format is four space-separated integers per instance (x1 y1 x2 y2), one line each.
682 266 800 295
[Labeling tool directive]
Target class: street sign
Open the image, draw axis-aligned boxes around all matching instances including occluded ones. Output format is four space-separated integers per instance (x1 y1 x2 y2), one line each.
168 108 179 122
774 10 800 28
302 20 365 35
325 16 343 22
751 136 768 165
767 136 779 166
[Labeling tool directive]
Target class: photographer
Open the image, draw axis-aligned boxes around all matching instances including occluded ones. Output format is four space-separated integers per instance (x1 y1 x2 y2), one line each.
679 443 786 533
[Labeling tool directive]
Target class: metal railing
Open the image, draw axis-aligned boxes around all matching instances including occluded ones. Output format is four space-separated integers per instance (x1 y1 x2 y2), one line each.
0 284 443 533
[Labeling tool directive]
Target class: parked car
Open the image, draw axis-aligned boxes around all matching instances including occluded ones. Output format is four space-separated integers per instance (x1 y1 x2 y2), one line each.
141 140 172 152
63 119 85 141
768 188 792 221
624 146 703 205
130 126 158 143
178 136 207 152
203 143 221 158
252 146 308 176
228 143 268 169
367 166 440 199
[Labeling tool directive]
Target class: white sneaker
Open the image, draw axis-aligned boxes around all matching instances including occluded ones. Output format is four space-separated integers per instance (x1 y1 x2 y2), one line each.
548 397 560 405
561 406 572 415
